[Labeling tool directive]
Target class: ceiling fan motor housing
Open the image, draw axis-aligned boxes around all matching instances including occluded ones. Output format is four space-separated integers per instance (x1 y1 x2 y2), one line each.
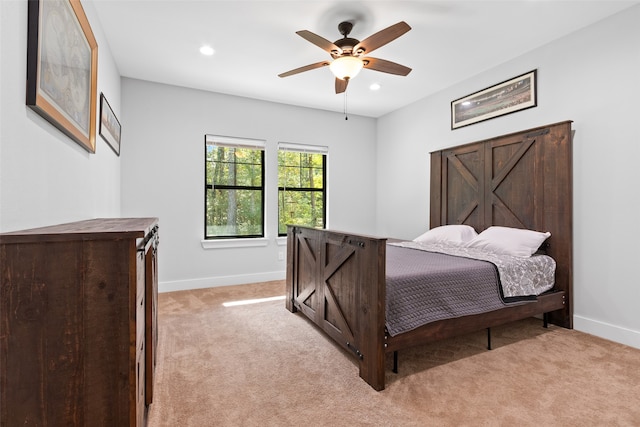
333 38 361 57
333 21 363 57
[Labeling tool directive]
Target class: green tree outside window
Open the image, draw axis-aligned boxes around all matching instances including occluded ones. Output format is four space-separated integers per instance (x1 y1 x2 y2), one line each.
205 137 265 238
278 148 326 235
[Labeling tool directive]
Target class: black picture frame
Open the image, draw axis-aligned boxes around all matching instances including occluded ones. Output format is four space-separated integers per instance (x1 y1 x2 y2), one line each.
99 93 122 156
451 70 537 129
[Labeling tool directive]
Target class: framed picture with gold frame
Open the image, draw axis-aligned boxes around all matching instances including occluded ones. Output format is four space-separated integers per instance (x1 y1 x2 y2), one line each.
26 0 98 153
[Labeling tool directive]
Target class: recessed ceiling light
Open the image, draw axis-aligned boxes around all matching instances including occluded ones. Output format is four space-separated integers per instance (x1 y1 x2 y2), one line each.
199 45 215 56
370 83 381 91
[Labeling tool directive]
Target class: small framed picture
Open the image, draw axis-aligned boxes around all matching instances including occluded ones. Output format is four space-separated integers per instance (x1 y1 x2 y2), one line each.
99 93 122 155
451 70 537 129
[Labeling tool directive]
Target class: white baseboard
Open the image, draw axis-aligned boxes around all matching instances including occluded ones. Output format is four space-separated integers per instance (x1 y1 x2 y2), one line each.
159 270 286 293
574 315 640 350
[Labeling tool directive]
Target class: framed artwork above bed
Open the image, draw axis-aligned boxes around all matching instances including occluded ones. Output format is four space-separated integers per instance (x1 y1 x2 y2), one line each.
451 70 537 129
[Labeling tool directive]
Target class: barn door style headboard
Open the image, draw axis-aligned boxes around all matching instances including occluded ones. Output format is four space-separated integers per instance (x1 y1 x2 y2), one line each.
430 121 573 328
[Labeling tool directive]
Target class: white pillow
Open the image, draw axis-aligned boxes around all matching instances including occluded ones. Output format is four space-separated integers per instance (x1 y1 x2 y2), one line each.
413 225 478 244
465 226 551 257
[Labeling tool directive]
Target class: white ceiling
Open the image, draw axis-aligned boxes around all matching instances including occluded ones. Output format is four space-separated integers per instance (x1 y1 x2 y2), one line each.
90 0 638 118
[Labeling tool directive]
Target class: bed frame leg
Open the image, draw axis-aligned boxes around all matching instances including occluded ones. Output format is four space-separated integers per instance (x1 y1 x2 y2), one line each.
392 351 399 374
543 313 549 328
487 328 492 350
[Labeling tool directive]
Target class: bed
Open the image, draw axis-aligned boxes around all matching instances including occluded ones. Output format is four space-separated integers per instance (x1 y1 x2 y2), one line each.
285 121 573 391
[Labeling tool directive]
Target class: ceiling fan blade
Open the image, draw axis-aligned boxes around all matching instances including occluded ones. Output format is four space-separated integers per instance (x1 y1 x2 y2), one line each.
363 57 412 76
278 61 330 78
296 30 342 55
335 78 348 94
353 21 411 55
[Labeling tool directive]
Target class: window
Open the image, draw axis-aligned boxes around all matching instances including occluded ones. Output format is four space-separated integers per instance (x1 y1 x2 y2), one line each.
278 142 327 236
205 135 265 239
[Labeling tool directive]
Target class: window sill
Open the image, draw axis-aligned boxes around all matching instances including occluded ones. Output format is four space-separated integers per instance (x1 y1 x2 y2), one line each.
201 238 269 249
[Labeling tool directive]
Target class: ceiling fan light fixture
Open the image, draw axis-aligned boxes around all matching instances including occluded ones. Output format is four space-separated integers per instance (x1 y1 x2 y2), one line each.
330 56 364 80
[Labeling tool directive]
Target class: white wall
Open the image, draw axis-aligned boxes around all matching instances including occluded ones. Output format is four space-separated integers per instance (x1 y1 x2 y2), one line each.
0 0 122 231
376 5 640 349
120 78 377 291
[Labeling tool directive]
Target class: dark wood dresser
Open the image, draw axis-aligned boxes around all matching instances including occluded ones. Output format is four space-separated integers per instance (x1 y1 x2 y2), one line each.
0 218 159 426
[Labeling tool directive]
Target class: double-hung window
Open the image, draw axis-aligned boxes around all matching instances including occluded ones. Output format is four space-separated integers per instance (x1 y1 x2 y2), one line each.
205 135 265 239
277 142 327 236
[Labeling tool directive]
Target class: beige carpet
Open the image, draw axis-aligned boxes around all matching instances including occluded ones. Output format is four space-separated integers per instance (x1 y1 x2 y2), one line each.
148 281 640 426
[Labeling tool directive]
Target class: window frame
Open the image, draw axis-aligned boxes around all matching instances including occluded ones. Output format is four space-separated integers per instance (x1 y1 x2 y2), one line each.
204 135 266 240
277 142 328 237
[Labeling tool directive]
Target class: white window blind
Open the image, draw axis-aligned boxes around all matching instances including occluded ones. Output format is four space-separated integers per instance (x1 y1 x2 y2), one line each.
206 134 266 150
278 142 328 154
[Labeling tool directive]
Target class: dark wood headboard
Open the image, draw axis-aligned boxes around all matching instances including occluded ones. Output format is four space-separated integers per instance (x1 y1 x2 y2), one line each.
429 121 573 328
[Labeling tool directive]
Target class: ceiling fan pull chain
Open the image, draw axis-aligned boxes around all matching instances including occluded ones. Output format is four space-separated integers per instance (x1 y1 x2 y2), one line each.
344 91 348 120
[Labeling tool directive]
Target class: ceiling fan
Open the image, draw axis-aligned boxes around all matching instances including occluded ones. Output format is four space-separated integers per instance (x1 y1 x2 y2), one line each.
278 21 412 94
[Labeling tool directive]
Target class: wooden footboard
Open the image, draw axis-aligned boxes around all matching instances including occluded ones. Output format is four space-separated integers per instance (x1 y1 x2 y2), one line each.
286 225 388 390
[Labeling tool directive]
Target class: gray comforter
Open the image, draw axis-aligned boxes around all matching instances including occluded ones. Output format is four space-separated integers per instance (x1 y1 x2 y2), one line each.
385 242 556 336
